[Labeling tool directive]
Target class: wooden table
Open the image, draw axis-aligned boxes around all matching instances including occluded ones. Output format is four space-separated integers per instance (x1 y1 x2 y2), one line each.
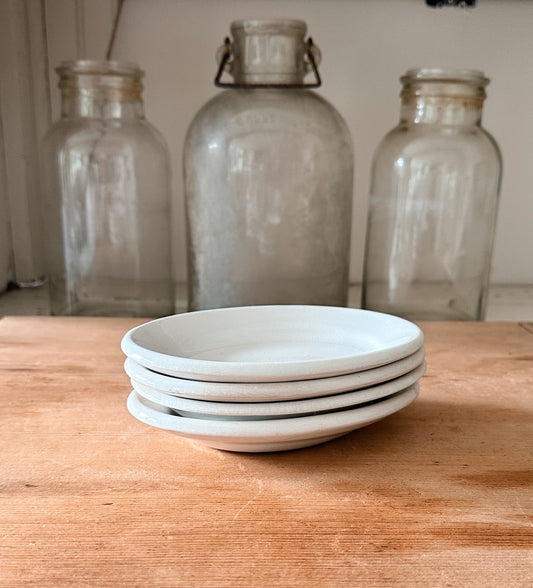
1 317 532 586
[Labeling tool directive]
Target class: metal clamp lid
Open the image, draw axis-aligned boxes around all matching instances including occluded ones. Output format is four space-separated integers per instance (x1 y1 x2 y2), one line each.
214 37 322 89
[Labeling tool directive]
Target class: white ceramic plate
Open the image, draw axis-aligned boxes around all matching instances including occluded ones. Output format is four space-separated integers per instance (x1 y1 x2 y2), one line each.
125 347 425 402
121 306 424 382
126 383 419 453
132 362 426 421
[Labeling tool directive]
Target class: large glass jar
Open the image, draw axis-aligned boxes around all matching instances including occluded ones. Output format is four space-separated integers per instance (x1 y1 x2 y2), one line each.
362 68 502 321
184 19 354 311
41 60 174 316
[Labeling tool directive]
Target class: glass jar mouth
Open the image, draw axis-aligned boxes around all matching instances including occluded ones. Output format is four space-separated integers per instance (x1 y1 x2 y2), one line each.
230 18 307 37
56 59 143 79
225 18 313 87
401 67 489 87
56 60 144 103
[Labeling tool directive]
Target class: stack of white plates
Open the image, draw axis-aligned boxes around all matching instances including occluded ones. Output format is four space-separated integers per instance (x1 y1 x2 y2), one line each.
121 305 425 453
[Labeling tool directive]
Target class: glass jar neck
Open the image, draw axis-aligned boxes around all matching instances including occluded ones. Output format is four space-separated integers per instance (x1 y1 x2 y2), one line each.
56 59 145 120
228 19 308 85
400 94 483 126
61 94 144 119
399 68 488 126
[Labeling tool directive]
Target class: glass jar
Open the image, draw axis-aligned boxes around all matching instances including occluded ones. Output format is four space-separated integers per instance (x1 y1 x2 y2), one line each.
41 60 174 316
362 68 502 321
184 19 354 311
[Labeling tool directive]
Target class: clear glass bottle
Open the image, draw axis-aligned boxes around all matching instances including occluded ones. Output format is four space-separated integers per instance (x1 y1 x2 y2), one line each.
362 68 502 321
41 60 174 316
184 19 354 311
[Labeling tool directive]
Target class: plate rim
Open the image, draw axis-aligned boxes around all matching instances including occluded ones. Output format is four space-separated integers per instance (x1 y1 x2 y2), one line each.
132 362 426 418
121 306 424 382
124 347 425 401
126 383 419 442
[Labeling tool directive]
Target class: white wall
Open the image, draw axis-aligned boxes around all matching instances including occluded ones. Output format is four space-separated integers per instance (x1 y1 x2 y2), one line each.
55 0 533 285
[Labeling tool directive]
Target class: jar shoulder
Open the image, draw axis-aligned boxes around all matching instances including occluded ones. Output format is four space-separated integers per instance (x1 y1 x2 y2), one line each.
192 88 347 115
186 89 352 143
374 123 501 164
43 118 169 155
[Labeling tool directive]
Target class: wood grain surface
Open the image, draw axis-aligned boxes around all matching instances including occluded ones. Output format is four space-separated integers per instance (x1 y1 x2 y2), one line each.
0 316 532 587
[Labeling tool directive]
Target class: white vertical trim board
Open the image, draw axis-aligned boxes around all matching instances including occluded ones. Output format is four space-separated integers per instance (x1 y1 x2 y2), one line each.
0 0 50 285
0 103 12 293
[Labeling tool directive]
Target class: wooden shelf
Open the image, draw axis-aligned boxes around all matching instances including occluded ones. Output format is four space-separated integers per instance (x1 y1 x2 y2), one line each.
1 282 532 321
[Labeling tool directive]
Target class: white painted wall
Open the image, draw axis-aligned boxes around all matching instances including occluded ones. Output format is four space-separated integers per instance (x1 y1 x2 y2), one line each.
49 0 533 285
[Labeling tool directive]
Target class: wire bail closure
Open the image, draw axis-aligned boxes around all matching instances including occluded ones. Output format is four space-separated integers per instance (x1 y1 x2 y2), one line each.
214 37 322 89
